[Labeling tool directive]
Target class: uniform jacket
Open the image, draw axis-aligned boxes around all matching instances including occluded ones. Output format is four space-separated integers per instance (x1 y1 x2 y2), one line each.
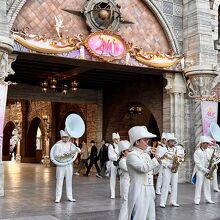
126 147 159 218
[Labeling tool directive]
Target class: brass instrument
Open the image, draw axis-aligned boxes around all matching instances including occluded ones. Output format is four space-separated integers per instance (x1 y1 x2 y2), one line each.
170 146 185 173
151 141 161 155
54 150 77 162
171 154 180 173
205 149 217 180
50 114 85 166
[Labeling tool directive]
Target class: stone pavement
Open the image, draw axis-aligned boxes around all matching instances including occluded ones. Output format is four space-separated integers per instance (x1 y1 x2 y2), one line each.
0 162 220 220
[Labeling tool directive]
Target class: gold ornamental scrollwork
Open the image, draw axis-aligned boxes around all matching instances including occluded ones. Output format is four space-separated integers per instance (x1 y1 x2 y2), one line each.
12 16 182 68
127 42 183 68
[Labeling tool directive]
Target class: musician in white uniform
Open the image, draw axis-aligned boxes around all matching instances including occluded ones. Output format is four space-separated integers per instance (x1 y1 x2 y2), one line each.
118 140 130 220
52 130 81 203
108 132 120 199
127 126 161 220
155 132 167 195
160 133 181 208
192 135 215 205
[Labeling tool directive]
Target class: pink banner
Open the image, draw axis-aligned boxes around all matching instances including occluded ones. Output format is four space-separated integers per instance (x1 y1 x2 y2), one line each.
201 101 218 136
0 83 8 158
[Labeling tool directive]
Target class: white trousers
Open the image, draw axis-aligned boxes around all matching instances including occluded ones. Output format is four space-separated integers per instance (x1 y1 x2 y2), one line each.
156 166 163 194
130 186 155 220
212 168 219 191
118 175 129 220
56 164 73 201
110 162 118 198
160 168 178 205
194 170 211 203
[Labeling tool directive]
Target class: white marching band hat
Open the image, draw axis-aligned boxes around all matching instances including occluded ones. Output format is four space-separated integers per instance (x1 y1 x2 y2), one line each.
60 130 69 137
166 133 176 142
118 140 130 153
161 132 167 140
196 135 212 148
128 126 156 148
112 132 120 139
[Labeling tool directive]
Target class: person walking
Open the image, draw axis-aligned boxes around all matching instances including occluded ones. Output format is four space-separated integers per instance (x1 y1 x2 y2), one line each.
84 140 102 178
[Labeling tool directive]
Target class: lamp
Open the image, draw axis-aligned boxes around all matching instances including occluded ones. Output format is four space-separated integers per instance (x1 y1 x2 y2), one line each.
42 115 48 123
41 81 48 93
129 106 142 115
41 78 78 95
71 80 78 93
50 78 57 90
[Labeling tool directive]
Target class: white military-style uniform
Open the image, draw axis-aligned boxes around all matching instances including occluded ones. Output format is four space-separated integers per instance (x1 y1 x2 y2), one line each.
160 145 180 207
53 133 80 202
192 147 213 203
127 147 159 220
192 135 214 204
118 157 130 220
108 133 120 199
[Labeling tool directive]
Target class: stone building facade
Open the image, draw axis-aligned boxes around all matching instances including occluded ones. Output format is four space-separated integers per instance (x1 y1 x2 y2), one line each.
0 0 220 196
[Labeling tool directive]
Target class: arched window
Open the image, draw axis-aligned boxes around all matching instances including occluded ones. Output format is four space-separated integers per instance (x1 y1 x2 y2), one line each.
36 127 42 150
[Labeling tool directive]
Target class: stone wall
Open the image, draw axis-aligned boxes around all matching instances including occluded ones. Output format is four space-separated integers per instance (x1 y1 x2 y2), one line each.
12 0 170 53
153 0 183 51
103 75 164 141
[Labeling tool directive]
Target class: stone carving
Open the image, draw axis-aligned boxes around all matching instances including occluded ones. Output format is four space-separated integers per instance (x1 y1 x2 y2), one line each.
0 52 16 80
163 72 174 92
0 52 8 80
186 75 217 98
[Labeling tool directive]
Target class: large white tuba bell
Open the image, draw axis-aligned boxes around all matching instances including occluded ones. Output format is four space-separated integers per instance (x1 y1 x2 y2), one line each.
65 114 85 138
50 114 85 166
210 122 220 142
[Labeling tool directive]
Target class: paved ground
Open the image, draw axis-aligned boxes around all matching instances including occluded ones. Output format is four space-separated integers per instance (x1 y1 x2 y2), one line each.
0 161 220 220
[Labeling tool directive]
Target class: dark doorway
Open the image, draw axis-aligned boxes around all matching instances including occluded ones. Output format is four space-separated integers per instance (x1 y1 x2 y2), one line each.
24 117 41 163
3 122 15 161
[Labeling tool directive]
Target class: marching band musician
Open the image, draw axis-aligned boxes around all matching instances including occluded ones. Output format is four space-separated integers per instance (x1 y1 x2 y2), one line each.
53 130 81 203
208 138 220 192
192 135 215 205
126 126 161 220
160 133 182 208
108 132 120 199
155 132 167 195
118 140 130 220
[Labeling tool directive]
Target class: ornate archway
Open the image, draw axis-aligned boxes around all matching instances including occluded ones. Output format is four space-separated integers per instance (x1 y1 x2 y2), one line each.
105 101 161 142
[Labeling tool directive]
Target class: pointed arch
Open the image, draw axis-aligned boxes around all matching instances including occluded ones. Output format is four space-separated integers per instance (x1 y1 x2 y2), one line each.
142 0 180 53
3 121 15 161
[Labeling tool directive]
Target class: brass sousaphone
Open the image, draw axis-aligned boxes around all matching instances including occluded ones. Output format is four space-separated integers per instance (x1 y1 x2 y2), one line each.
210 122 220 142
50 114 85 166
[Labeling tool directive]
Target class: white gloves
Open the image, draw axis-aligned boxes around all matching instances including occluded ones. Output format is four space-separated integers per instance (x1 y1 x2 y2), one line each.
76 147 81 153
203 168 210 174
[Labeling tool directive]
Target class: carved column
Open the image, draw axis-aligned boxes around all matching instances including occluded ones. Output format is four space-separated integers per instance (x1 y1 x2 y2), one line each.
184 67 218 145
0 39 15 196
0 0 17 196
163 72 186 143
42 116 51 167
183 0 219 144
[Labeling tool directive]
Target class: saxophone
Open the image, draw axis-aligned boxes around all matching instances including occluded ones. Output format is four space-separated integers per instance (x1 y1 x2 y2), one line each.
205 149 217 180
171 153 180 173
